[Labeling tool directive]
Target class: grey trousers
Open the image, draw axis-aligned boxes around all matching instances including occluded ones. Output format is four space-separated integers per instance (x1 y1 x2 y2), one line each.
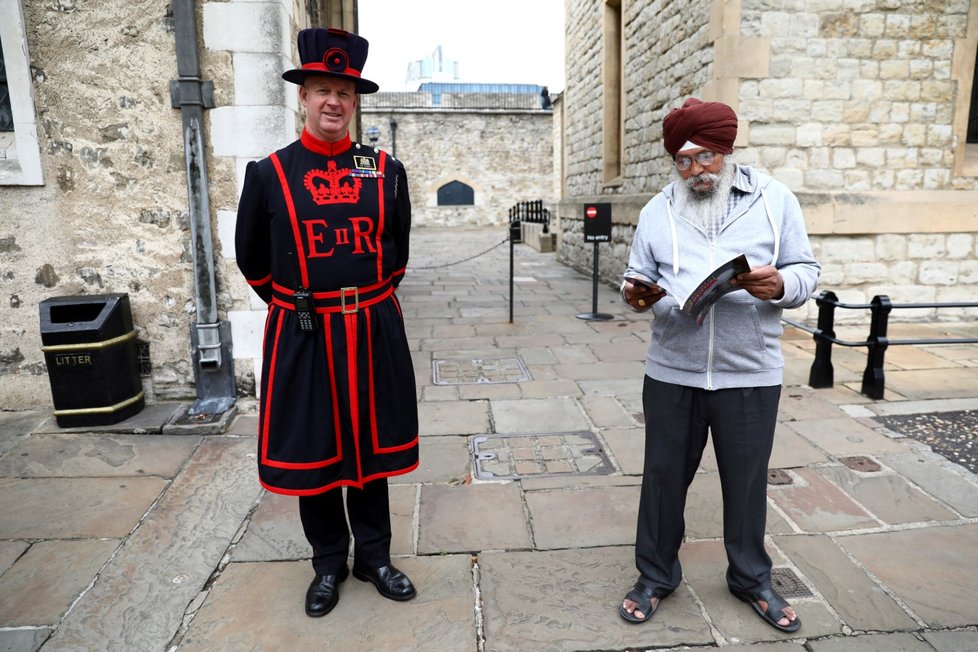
634 375 781 597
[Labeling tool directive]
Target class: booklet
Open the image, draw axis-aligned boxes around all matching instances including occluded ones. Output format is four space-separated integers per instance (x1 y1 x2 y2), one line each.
681 254 751 326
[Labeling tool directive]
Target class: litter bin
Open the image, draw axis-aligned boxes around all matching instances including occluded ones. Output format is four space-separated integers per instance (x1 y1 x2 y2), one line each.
39 293 145 428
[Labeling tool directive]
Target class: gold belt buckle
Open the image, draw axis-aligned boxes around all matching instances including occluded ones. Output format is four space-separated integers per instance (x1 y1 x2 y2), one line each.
340 287 359 314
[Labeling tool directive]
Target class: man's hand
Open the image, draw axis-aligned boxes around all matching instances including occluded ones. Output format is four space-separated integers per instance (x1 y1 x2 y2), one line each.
623 278 667 311
732 265 784 300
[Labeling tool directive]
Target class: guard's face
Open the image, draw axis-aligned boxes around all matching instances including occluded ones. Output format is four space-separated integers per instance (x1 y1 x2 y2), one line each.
300 76 358 143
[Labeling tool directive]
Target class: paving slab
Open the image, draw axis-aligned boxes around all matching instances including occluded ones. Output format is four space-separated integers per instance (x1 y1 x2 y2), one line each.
419 483 530 554
578 395 636 428
808 632 936 651
489 398 589 433
233 491 307 563
0 539 118 626
784 417 911 457
678 539 841 644
576 378 643 397
778 387 848 421
838 524 978 628
419 400 490 436
922 630 978 652
178 556 474 652
769 421 833 469
0 476 167 538
766 468 879 533
0 433 200 478
479 547 714 651
399 435 471 484
774 533 917 632
879 447 978 517
0 410 47 456
883 367 978 400
33 402 186 434
554 361 644 381
524 485 640 549
42 438 262 652
0 628 51 652
600 426 644 475
0 540 28 574
815 464 957 525
517 379 582 398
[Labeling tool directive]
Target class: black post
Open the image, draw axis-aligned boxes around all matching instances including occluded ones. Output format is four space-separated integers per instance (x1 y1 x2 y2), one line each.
808 290 837 388
861 295 892 399
576 241 614 321
509 218 520 323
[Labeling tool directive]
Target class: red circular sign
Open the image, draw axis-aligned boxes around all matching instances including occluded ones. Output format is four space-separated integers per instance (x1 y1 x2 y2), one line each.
586 206 597 219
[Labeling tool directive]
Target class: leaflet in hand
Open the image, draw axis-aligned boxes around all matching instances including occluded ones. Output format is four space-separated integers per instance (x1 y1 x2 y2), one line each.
681 254 751 326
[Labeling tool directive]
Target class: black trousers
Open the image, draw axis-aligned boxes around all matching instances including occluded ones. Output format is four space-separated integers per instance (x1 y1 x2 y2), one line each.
635 375 781 598
298 479 392 575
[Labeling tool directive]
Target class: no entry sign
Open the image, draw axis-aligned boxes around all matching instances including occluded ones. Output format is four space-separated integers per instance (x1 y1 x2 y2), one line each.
583 203 611 242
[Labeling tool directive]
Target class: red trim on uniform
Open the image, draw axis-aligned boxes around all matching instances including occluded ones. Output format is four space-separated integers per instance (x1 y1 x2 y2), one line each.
247 273 273 287
300 130 353 157
259 459 421 496
392 267 405 279
300 61 362 79
260 315 284 463
375 152 387 282
345 312 363 481
269 152 309 288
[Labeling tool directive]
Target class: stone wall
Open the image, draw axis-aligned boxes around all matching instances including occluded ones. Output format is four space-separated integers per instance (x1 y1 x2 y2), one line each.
557 0 978 323
360 108 556 227
0 0 317 410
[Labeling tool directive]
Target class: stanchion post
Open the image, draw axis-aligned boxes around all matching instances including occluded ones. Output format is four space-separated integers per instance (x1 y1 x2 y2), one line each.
861 294 891 399
809 290 837 388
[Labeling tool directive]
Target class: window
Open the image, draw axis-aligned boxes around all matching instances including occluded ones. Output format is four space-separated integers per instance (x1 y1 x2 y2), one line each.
968 46 978 144
0 46 13 131
0 0 43 185
437 180 474 206
602 0 623 185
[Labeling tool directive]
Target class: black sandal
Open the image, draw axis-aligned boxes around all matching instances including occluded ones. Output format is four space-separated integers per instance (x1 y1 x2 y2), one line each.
730 586 801 633
619 583 659 624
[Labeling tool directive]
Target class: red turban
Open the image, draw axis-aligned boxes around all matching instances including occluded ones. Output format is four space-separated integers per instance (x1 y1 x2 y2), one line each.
662 98 738 156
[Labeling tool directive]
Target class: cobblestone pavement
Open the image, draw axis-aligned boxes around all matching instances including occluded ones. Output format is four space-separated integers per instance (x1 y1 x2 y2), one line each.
2 227 978 652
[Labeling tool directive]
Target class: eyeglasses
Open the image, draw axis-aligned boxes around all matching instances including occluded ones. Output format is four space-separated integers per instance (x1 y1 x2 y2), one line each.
674 150 717 171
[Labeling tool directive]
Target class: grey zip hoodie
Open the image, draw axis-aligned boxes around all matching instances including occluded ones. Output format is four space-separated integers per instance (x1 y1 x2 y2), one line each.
623 165 820 390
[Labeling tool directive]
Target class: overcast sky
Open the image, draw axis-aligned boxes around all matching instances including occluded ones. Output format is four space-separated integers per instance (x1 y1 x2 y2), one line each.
358 0 565 92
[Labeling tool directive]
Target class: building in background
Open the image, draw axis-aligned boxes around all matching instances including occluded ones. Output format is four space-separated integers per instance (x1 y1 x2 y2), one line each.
556 0 978 323
405 45 462 90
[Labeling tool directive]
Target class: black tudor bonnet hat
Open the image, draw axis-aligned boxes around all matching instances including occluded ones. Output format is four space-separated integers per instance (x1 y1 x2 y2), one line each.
282 27 380 94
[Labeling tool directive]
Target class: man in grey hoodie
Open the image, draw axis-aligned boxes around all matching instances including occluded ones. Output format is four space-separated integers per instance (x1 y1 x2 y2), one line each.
618 98 820 633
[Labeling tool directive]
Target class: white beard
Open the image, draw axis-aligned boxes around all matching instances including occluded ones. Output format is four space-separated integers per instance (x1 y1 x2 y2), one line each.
671 157 737 241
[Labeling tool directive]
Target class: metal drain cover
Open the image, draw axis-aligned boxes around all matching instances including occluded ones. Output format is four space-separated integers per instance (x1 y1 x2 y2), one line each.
767 469 793 485
771 567 814 599
470 431 613 480
840 455 881 473
433 357 531 385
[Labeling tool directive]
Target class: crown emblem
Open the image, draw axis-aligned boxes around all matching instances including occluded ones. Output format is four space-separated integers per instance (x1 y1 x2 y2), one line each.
303 161 362 205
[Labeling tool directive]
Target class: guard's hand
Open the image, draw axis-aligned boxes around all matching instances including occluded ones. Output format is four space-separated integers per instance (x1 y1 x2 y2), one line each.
623 278 666 311
732 265 784 300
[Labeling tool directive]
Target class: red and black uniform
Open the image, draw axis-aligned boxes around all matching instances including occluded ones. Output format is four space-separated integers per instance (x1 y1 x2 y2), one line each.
235 129 419 498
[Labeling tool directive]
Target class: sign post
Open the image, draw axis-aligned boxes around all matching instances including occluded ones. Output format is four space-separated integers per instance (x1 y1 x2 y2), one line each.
577 203 614 321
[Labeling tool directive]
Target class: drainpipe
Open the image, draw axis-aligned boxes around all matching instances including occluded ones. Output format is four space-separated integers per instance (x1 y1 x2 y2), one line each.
169 0 236 416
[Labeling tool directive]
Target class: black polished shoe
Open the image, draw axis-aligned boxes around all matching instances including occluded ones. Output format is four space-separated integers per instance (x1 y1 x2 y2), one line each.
304 566 349 617
352 563 417 601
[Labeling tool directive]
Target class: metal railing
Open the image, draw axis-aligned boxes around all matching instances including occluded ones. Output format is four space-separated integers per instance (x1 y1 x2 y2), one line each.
782 290 978 399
